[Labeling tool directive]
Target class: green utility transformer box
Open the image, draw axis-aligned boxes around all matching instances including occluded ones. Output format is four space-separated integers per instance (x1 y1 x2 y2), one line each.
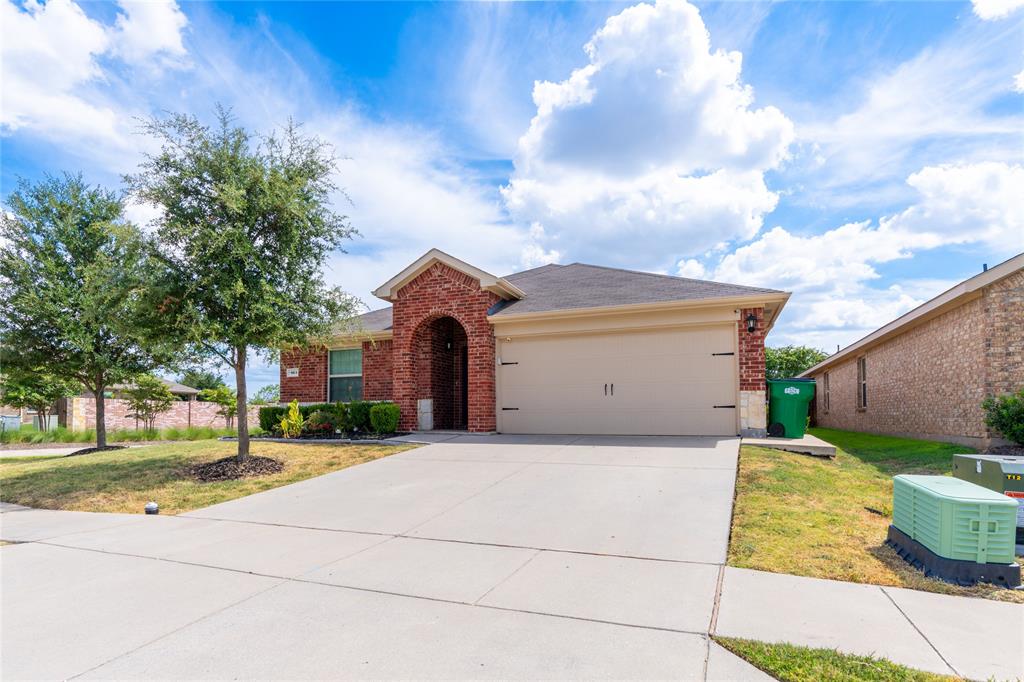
888 474 1020 588
952 453 1024 545
766 378 815 439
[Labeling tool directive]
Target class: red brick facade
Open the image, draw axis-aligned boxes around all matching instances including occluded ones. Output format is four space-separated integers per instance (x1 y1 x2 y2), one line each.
362 339 393 401
738 307 766 391
280 346 327 403
391 263 499 432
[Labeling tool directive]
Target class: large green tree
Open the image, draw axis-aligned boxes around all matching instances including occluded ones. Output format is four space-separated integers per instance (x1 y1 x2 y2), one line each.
765 345 830 380
123 374 175 432
178 368 227 391
126 108 358 460
0 174 171 448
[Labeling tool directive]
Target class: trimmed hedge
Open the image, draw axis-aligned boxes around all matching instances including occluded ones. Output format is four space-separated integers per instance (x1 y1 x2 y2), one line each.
257 401 399 436
370 403 400 434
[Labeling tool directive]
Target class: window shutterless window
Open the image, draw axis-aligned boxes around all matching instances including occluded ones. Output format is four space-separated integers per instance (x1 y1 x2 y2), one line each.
328 349 363 402
857 357 867 409
823 372 830 414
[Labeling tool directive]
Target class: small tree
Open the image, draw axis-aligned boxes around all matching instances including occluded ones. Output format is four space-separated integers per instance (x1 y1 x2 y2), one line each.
127 107 358 461
251 384 280 405
0 174 173 449
123 375 175 432
765 345 830 380
0 361 80 431
178 369 227 391
200 386 237 429
982 390 1024 446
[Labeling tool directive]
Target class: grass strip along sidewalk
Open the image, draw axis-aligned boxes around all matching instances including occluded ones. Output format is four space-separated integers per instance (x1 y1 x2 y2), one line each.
729 427 1023 604
0 440 414 515
715 637 960 682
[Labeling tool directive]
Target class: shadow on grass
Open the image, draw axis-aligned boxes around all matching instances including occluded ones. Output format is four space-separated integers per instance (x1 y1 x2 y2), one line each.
809 427 972 478
0 452 193 509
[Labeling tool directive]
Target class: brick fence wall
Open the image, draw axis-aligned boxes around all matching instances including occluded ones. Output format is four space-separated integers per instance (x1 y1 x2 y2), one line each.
70 397 260 431
809 273 1023 448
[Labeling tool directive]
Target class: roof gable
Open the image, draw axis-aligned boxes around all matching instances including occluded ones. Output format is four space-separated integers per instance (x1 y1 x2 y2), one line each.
372 249 525 302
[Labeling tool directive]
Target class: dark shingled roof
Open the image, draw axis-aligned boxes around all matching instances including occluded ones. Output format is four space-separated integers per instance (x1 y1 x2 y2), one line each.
356 306 393 331
492 263 784 316
358 262 784 324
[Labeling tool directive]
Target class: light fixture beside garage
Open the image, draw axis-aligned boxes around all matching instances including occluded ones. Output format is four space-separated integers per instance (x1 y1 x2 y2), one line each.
745 312 758 333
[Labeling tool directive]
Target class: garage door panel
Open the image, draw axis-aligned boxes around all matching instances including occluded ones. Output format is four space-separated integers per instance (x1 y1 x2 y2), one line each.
498 325 738 436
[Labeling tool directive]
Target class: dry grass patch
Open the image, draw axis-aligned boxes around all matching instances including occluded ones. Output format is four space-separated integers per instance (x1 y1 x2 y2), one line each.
729 428 1022 604
0 440 415 515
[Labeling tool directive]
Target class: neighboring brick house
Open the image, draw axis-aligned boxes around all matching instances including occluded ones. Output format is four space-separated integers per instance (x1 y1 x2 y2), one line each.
281 249 789 436
801 253 1024 449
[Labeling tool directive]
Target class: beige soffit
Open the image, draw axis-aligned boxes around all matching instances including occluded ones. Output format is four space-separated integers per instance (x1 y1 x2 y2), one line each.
488 292 791 328
372 248 526 302
799 251 1024 377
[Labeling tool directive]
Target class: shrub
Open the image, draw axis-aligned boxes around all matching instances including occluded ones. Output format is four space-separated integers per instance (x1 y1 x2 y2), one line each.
279 400 304 438
347 400 372 431
303 409 340 437
983 389 1024 446
369 402 400 434
259 406 286 432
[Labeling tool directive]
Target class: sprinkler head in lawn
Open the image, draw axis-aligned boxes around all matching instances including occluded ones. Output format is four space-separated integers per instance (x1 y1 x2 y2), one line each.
144 501 159 515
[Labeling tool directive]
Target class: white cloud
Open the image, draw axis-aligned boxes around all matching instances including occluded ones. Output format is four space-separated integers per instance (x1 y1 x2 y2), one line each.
675 258 706 279
712 162 1024 347
972 0 1024 20
0 0 189 162
1014 70 1024 93
502 0 794 267
112 0 188 64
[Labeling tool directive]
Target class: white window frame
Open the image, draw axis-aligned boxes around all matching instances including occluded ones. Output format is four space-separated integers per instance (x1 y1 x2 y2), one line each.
327 347 363 403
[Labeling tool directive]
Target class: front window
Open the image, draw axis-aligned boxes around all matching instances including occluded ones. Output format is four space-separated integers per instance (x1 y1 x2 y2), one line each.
857 357 867 409
328 349 363 402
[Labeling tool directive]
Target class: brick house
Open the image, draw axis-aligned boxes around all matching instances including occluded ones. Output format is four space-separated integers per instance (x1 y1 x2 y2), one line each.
281 249 789 436
801 253 1024 449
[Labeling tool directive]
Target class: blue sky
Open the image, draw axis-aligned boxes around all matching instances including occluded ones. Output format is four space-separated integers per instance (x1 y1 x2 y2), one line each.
2 0 1022 391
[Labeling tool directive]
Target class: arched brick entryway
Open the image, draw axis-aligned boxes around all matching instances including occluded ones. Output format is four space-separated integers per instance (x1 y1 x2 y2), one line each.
410 315 469 430
391 262 498 432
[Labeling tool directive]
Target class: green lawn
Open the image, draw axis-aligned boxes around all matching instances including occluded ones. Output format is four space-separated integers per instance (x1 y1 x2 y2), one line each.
0 440 414 515
715 638 960 682
729 427 1022 604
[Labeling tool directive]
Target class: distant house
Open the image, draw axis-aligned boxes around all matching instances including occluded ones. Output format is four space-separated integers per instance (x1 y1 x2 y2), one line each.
800 253 1023 449
99 379 201 401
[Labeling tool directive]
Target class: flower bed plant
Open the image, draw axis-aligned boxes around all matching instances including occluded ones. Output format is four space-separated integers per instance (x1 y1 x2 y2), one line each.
261 400 402 440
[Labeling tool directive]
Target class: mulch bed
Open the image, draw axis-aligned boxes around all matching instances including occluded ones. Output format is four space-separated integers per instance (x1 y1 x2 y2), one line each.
65 445 128 457
190 455 284 482
985 445 1024 457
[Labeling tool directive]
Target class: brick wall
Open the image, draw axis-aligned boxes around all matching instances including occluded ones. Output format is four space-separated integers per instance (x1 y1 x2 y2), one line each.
737 307 768 435
71 397 259 431
391 262 498 432
362 339 394 401
280 347 328 403
810 274 1024 448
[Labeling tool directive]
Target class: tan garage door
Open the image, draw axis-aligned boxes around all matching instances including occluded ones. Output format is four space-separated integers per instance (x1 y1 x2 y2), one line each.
497 325 738 436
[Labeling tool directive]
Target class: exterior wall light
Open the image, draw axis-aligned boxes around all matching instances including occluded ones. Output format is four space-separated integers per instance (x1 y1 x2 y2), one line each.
745 313 758 333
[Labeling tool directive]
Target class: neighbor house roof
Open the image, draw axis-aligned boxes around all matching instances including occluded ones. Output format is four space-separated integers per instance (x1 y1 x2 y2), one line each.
108 378 200 396
352 257 789 337
799 251 1024 378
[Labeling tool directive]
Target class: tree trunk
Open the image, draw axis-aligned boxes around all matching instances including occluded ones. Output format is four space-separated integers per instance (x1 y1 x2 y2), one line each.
235 346 249 461
95 377 107 449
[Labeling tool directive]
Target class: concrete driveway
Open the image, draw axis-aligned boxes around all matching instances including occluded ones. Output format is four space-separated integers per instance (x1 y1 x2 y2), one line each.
1 434 763 680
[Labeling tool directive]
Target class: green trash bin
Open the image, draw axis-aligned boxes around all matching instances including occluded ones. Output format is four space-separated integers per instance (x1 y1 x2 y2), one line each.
767 378 816 438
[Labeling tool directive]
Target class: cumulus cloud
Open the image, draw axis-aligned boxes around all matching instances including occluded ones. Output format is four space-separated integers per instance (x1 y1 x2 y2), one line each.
709 161 1024 346
502 0 793 267
0 0 189 158
1015 70 1024 93
972 0 1024 20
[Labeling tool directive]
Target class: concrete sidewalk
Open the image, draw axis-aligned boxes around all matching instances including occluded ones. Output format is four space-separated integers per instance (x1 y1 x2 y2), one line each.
715 567 1024 681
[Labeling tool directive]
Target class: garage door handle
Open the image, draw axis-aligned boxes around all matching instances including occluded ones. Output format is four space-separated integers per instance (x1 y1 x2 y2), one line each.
713 405 736 409
604 383 608 396
611 383 614 395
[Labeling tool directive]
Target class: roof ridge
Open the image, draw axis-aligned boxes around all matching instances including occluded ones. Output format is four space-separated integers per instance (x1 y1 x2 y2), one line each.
505 262 563 278
564 262 785 294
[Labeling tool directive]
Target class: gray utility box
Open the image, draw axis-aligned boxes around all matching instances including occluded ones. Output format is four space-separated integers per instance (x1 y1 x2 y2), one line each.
952 454 1024 545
